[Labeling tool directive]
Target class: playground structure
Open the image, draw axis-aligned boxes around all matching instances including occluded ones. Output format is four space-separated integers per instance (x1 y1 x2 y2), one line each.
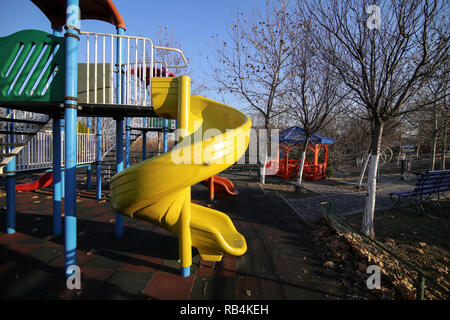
268 126 334 181
0 0 250 278
200 175 239 201
355 146 394 168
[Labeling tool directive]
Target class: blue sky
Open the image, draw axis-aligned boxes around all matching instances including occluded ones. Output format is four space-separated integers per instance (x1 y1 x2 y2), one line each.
0 0 269 106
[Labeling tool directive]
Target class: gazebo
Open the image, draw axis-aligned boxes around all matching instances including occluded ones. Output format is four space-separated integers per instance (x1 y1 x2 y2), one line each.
271 126 334 181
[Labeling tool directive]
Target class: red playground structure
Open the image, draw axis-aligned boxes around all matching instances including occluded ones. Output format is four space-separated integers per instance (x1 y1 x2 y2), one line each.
201 175 239 201
269 126 334 181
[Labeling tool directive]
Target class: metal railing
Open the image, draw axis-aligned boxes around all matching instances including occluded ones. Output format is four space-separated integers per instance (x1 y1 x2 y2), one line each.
79 31 187 165
130 117 176 129
15 131 95 172
79 31 188 107
101 134 115 161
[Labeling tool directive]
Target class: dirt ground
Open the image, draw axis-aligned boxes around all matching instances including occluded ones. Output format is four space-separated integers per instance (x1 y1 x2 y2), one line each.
324 201 450 299
258 180 317 199
318 178 368 192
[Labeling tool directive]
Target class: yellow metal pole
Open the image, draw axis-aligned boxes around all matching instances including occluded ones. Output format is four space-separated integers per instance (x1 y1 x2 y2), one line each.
178 76 192 277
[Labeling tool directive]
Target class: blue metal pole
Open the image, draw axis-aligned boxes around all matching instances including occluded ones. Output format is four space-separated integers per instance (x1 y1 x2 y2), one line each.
125 118 130 168
142 131 147 160
61 119 65 198
52 116 62 236
61 165 65 198
6 108 15 234
163 119 169 153
115 118 124 238
52 28 63 237
86 117 92 189
115 26 125 238
52 25 65 222
96 117 102 200
64 0 80 277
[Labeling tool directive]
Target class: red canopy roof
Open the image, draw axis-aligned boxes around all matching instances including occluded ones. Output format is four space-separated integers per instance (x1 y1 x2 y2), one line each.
31 0 126 30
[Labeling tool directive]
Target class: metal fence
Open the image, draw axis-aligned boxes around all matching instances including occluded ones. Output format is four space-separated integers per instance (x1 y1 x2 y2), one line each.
78 31 188 106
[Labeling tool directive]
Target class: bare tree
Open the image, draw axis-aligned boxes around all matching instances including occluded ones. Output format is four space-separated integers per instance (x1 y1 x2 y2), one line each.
210 0 296 183
307 0 449 237
285 17 347 192
430 62 450 169
152 25 206 93
429 78 448 170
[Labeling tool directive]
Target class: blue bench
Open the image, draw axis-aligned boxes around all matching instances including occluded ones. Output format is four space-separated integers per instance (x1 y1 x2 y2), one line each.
390 170 450 214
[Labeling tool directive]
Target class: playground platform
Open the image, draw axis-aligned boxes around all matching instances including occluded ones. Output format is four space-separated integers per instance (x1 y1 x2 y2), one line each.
0 171 374 300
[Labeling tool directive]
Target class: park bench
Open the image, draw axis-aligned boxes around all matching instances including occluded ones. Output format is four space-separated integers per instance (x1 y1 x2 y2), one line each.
390 170 450 214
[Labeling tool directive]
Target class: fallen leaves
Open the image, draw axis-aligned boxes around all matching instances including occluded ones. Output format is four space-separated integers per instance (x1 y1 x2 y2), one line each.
85 248 96 256
385 238 396 247
418 242 427 248
316 215 448 300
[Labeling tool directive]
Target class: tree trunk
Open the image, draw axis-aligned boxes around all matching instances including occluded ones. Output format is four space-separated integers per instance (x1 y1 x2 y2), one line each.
260 149 267 184
441 107 448 170
356 148 371 189
362 122 383 238
431 102 438 171
295 138 310 194
259 117 271 184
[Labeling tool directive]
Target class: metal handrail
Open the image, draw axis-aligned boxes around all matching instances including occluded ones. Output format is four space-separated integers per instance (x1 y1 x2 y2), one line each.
15 131 96 172
153 45 189 69
79 31 188 108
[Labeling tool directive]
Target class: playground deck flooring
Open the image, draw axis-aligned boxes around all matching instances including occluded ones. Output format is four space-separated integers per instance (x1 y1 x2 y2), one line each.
0 173 378 300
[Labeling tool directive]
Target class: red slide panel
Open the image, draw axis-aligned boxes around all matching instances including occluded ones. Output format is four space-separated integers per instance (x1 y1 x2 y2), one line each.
201 175 239 200
15 172 53 191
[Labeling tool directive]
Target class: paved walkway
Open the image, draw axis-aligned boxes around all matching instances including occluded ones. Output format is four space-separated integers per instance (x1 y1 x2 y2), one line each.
281 174 418 225
0 173 374 300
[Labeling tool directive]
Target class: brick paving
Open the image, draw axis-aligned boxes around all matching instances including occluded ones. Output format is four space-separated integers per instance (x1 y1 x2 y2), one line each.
0 172 382 300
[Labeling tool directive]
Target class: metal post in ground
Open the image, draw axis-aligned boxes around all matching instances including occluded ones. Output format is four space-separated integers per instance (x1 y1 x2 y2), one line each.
96 117 102 199
6 108 16 234
142 130 147 160
52 116 62 236
163 119 169 153
86 117 92 189
114 26 125 238
115 117 124 238
417 273 425 300
63 0 80 277
178 76 192 277
125 117 130 168
52 28 63 236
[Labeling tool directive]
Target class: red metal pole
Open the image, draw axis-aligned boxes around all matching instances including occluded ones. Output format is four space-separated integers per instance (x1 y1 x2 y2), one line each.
209 175 215 201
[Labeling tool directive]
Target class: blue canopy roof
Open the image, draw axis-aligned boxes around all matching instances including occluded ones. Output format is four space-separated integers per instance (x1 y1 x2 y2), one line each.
277 126 334 145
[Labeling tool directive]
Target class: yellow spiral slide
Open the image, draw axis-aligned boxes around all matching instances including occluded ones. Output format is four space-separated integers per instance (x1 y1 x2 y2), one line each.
110 76 251 275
